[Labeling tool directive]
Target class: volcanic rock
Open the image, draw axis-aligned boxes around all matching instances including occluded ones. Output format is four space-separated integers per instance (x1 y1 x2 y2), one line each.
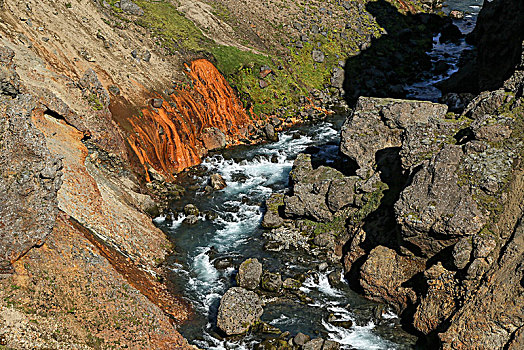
217 287 263 335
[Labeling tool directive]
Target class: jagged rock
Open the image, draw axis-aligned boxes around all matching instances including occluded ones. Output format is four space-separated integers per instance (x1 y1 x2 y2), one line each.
260 271 282 292
326 177 357 212
360 246 423 314
284 154 347 222
395 145 489 257
303 338 340 350
464 90 506 120
413 263 457 334
210 173 227 190
119 0 144 16
201 127 227 150
340 97 448 177
472 234 497 258
471 112 512 142
294 333 311 346
236 258 263 290
217 287 263 335
452 238 473 270
439 217 524 349
262 193 284 229
184 204 199 216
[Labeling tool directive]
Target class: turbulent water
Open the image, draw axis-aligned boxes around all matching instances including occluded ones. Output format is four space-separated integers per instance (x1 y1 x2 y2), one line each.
154 1 483 349
404 0 483 100
156 119 415 349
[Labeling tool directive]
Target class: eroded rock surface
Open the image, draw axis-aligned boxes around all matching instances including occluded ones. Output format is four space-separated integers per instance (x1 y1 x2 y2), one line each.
217 287 263 335
0 47 62 272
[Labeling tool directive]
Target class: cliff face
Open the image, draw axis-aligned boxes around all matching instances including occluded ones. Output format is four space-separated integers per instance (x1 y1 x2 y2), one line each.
0 0 462 348
260 0 524 346
267 66 524 349
0 45 193 349
441 0 524 93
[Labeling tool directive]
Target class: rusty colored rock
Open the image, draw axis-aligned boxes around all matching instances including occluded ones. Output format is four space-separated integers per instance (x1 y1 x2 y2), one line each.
128 59 253 181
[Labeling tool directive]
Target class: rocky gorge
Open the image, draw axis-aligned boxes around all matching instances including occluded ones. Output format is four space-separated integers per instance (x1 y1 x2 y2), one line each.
0 0 522 349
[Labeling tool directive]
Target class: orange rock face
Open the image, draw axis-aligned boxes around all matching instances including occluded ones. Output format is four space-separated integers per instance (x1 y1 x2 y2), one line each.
128 59 253 181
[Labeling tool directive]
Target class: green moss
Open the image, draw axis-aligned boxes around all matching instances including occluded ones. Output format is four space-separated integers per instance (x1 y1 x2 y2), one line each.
134 0 211 53
300 211 349 238
210 46 270 76
86 94 104 111
350 181 388 224
266 193 285 214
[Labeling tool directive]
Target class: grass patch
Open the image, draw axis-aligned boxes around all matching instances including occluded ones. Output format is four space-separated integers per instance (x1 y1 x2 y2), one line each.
134 0 211 53
211 46 270 76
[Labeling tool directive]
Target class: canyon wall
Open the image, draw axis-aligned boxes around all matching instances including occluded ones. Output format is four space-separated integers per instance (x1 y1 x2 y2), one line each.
0 0 461 348
260 0 524 347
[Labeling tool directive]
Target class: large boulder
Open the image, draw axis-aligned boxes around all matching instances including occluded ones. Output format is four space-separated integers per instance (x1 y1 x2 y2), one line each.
340 97 448 177
413 263 458 334
201 127 227 150
216 287 264 335
262 193 284 229
284 154 348 222
236 258 263 290
360 246 424 314
395 145 489 257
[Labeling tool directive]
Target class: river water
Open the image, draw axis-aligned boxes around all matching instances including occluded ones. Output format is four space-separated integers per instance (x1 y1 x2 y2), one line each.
154 1 483 349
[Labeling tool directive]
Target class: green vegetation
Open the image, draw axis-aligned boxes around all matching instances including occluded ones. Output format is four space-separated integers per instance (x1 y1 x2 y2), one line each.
87 94 104 111
301 213 348 238
134 0 212 53
210 46 270 77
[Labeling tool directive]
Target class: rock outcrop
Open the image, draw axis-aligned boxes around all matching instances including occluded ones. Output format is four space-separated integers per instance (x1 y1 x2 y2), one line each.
265 55 524 348
440 0 523 93
0 47 62 272
0 45 193 349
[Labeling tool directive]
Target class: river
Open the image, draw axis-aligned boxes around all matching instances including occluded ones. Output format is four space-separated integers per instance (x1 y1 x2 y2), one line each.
154 1 483 349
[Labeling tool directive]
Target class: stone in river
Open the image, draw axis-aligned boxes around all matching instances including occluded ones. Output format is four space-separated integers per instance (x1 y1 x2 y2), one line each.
217 287 263 335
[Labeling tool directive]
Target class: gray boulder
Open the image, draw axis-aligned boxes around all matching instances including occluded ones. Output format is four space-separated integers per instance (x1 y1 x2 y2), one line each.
119 0 144 16
260 271 282 292
262 193 284 229
236 258 263 290
312 50 325 63
217 287 263 335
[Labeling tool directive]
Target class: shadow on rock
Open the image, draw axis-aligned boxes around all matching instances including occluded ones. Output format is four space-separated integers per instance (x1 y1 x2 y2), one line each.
343 0 462 105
